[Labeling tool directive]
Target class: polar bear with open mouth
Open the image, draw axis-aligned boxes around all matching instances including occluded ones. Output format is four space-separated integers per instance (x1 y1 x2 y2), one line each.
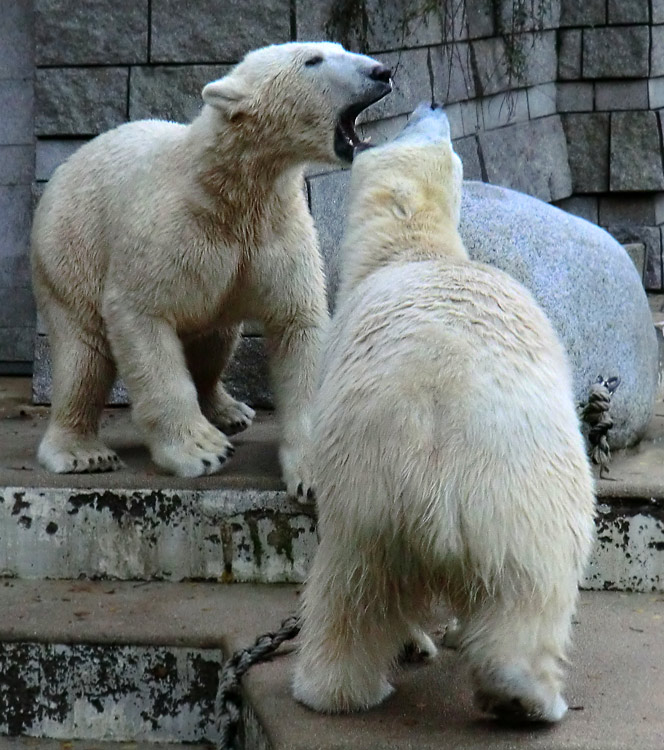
31 42 391 492
293 104 595 723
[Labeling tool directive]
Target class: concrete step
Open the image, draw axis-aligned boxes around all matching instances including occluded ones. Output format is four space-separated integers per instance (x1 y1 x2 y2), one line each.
0 581 662 749
1 378 663 590
0 740 210 749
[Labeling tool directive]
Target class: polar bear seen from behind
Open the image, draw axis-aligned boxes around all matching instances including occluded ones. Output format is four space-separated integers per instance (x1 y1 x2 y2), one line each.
293 105 595 722
31 42 392 488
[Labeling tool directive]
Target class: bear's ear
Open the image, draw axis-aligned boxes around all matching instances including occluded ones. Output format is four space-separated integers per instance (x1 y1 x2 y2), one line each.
391 185 415 221
202 76 248 112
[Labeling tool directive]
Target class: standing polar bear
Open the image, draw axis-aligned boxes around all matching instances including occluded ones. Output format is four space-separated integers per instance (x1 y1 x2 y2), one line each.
31 42 391 488
293 105 596 723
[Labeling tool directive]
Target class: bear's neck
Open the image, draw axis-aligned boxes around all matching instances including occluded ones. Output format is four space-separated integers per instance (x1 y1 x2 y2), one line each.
338 202 469 297
187 107 304 215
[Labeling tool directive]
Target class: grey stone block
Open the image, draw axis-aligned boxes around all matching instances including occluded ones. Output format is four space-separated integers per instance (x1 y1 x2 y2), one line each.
655 193 664 224
610 111 664 192
33 333 273 408
0 285 35 328
595 80 648 111
35 0 148 65
151 0 290 64
0 0 34 79
356 114 409 145
442 103 463 139
129 65 231 123
295 0 461 51
655 0 664 24
307 168 349 305
560 0 606 26
554 195 599 224
430 42 475 104
465 0 494 39
498 0 560 32
460 99 481 136
622 242 646 282
462 181 658 447
472 30 556 97
478 115 573 202
583 26 650 79
556 82 594 112
0 80 33 145
35 138 86 181
367 48 431 121
452 135 482 181
558 29 581 80
608 225 663 291
599 195 657 226
649 77 664 108
0 145 33 185
479 89 529 130
607 0 649 24
562 113 610 193
527 82 557 118
652 25 664 77
0 184 32 259
0 251 32 288
0 325 35 362
35 67 128 136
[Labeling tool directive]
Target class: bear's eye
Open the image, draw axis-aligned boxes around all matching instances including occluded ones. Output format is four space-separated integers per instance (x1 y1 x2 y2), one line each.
305 55 323 67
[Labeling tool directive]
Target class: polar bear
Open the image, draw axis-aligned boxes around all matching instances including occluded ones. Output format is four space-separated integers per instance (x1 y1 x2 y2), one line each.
293 105 596 722
31 42 391 488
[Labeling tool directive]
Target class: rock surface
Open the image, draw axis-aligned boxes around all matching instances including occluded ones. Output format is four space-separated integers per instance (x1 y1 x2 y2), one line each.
460 181 658 447
312 176 658 447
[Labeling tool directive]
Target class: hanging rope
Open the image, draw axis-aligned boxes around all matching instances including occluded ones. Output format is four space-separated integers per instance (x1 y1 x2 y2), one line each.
215 614 301 750
579 375 621 479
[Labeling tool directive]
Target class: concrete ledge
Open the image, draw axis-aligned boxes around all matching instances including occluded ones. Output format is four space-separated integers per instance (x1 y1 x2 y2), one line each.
1 582 662 750
1 381 664 590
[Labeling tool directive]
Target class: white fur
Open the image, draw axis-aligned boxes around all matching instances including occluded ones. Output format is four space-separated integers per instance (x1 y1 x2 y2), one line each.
293 106 595 721
31 42 388 488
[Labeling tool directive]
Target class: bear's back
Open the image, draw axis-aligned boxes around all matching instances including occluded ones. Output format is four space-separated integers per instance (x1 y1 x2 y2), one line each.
318 257 581 467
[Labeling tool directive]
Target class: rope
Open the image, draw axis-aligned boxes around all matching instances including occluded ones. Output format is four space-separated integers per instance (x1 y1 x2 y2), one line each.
215 614 301 750
580 375 621 479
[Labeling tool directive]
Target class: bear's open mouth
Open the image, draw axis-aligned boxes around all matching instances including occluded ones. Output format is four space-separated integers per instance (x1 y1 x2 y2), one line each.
334 95 388 162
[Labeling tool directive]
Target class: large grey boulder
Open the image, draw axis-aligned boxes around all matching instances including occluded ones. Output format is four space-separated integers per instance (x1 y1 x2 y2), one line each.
310 173 658 448
460 181 658 448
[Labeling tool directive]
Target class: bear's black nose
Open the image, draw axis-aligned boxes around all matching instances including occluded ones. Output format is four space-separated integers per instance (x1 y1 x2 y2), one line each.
369 64 392 83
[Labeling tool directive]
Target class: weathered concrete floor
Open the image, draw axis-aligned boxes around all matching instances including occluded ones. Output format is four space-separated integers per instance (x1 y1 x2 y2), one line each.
2 581 663 750
1 377 663 500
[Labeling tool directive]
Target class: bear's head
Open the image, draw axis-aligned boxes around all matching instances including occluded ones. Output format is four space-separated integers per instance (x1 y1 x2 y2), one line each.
201 42 392 165
337 104 466 297
349 103 464 229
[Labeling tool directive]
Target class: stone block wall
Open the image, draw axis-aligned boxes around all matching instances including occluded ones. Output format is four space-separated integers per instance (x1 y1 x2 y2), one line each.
4 0 664 371
0 0 35 373
554 0 664 292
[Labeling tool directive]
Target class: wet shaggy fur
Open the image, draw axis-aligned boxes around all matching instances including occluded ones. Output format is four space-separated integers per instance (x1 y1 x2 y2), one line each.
292 106 595 722
31 42 389 488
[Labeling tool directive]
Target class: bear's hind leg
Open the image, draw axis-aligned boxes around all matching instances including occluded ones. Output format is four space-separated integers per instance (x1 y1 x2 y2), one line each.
461 587 575 724
293 537 416 713
184 326 255 435
38 325 121 473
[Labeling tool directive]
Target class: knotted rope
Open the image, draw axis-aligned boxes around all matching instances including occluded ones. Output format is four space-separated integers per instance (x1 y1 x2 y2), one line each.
579 375 621 479
215 614 301 750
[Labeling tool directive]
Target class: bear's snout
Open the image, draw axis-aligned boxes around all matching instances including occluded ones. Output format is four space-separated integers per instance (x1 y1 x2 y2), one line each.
368 64 392 84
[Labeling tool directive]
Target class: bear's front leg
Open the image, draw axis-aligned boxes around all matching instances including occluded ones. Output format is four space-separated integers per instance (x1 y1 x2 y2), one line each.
265 317 327 499
104 300 234 477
